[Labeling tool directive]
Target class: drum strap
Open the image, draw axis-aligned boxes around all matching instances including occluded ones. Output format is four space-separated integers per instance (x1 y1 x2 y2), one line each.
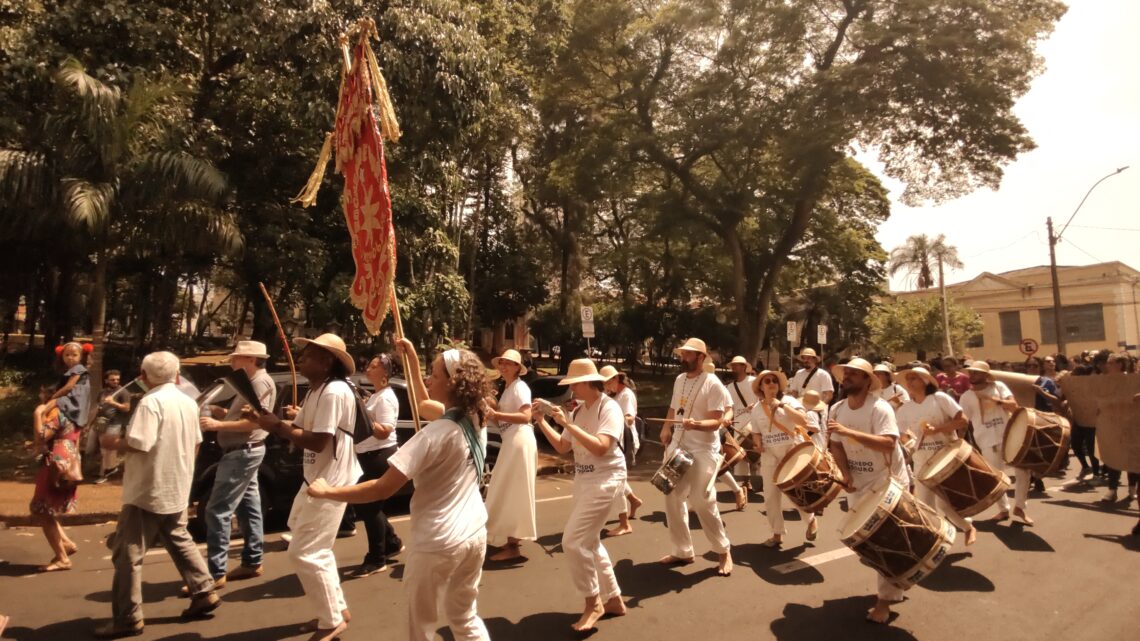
761 401 808 441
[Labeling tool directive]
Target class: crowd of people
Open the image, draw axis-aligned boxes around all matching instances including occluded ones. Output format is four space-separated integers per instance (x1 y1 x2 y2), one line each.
21 335 1138 639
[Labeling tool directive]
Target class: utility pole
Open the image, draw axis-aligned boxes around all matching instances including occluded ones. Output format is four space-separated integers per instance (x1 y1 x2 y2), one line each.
938 255 953 357
1047 217 1065 356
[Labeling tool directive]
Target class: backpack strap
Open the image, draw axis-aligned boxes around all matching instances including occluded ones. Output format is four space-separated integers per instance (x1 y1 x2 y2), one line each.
444 407 486 487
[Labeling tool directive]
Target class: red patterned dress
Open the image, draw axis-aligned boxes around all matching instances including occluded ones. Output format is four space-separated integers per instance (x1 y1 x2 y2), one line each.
29 408 80 515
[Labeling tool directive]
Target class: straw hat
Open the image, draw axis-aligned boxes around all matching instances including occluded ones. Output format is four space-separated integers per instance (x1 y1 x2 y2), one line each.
598 365 620 381
559 359 606 385
729 355 749 367
294 333 355 375
963 360 994 381
798 348 821 363
491 349 528 376
703 359 716 374
801 389 827 412
872 362 894 380
228 340 269 360
751 369 789 396
674 337 708 356
832 358 881 391
896 366 938 388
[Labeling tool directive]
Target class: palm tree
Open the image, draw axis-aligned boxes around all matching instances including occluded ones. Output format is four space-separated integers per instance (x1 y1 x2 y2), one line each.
0 59 240 388
889 234 964 355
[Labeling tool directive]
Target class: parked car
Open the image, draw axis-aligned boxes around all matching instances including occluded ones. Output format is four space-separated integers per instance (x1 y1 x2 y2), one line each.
186 372 501 541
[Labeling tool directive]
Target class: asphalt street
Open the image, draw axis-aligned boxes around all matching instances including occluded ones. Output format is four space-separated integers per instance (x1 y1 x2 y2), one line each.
1 445 1137 641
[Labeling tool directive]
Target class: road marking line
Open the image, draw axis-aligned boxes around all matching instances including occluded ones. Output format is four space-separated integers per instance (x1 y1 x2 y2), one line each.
536 495 573 504
771 547 854 574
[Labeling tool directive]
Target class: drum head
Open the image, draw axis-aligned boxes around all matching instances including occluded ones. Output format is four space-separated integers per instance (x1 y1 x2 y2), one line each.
918 441 964 483
1003 409 1030 463
838 478 892 540
774 443 814 486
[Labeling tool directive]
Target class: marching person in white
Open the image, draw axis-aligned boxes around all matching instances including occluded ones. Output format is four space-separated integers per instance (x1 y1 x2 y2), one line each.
484 349 537 561
257 334 361 641
801 389 829 449
895 367 977 546
706 360 748 511
535 359 628 633
873 363 910 411
827 358 910 625
725 355 760 494
657 338 733 576
958 361 1031 525
750 370 818 546
788 347 834 403
308 340 491 641
600 365 643 537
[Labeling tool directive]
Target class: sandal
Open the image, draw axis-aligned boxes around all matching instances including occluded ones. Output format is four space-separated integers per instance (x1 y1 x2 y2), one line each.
761 536 782 549
39 560 72 572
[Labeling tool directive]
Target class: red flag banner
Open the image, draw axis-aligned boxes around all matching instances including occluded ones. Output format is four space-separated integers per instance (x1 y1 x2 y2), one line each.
292 20 401 336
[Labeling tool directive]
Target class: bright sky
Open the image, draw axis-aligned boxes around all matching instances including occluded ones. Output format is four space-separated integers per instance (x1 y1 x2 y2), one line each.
869 0 1140 291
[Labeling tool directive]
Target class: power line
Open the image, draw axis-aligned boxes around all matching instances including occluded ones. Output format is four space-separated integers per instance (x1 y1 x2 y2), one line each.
963 230 1041 259
1062 238 1106 264
1066 224 1140 232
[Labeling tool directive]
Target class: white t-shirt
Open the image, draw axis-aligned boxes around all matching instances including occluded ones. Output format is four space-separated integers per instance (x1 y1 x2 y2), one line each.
726 375 757 434
804 404 830 448
496 379 532 431
389 415 487 552
789 367 834 398
569 395 626 475
959 382 1014 451
357 386 400 453
613 387 638 422
668 372 731 454
875 382 911 406
122 383 202 514
750 395 805 450
896 392 963 455
292 379 362 487
829 397 909 491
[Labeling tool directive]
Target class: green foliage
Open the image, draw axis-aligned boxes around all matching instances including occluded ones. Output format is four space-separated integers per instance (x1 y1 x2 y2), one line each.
867 296 983 355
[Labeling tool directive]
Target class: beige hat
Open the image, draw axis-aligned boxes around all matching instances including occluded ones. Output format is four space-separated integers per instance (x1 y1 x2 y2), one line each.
963 360 994 381
801 389 827 412
832 358 881 391
703 359 716 374
491 349 528 376
598 365 620 381
751 369 789 396
674 337 708 356
229 340 269 360
798 347 820 363
729 355 749 366
896 366 938 388
294 333 355 375
559 359 606 385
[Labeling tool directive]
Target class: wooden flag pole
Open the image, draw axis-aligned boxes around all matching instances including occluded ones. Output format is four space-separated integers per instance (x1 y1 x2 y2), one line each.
258 282 298 407
390 291 423 432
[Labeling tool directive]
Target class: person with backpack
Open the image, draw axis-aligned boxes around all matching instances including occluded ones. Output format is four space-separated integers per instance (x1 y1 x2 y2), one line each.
307 339 491 641
257 333 360 641
788 348 835 404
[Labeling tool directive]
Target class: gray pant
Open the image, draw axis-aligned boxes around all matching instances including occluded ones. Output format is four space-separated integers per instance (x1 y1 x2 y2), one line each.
111 505 213 625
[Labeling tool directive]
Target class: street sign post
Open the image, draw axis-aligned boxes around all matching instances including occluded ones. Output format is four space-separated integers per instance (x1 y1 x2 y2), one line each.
817 324 828 346
787 321 799 373
1019 338 1039 357
581 306 595 352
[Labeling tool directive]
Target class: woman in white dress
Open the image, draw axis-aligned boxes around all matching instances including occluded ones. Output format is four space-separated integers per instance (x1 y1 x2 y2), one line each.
873 363 909 410
535 359 628 633
750 370 818 547
484 349 537 561
895 367 977 546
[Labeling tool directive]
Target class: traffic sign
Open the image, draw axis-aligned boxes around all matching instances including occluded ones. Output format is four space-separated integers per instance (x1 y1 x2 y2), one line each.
1019 338 1039 356
786 321 798 342
580 306 594 323
582 320 595 338
817 325 828 345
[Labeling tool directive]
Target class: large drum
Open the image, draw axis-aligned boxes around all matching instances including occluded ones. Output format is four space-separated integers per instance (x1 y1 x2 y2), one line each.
718 432 746 476
917 440 1009 517
652 448 694 495
774 442 843 514
839 477 956 589
1003 408 1071 475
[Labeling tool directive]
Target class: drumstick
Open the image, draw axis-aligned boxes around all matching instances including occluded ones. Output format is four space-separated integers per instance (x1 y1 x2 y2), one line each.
644 417 685 425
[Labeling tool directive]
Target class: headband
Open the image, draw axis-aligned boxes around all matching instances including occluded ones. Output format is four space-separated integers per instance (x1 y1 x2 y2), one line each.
442 349 461 378
55 342 93 356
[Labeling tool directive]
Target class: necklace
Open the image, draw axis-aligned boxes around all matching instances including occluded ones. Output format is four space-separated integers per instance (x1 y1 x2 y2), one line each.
677 373 701 415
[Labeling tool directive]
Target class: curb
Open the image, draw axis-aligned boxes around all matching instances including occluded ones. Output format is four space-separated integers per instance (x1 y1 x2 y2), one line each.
1 511 119 528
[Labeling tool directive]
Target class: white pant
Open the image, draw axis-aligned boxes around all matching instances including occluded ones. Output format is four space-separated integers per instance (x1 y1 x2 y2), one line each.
980 444 1028 512
611 481 633 516
761 450 814 537
564 473 624 599
733 456 759 479
664 449 731 558
287 491 348 629
405 533 489 641
717 471 742 494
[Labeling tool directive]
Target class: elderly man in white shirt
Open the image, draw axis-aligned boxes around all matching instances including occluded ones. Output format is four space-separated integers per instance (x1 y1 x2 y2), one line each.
788 348 834 403
96 352 218 639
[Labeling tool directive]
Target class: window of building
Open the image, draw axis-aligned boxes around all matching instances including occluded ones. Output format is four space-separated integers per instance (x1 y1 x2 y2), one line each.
966 333 984 348
999 311 1022 346
1038 304 1105 344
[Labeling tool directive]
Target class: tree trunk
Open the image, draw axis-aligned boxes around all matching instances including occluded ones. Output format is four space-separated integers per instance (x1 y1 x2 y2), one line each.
88 249 108 399
939 257 953 356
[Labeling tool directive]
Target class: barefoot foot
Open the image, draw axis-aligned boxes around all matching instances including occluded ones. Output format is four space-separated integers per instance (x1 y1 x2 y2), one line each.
657 554 694 566
717 552 733 577
603 524 633 537
489 545 522 562
628 494 643 519
571 603 604 632
866 601 891 624
965 526 977 546
603 595 627 617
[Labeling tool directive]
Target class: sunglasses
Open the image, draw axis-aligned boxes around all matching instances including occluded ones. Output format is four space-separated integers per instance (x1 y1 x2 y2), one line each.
761 378 779 385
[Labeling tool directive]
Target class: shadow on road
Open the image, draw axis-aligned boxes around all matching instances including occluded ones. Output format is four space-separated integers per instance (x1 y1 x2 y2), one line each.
5 615 203 641
0 560 45 577
770 598 920 640
972 520 1054 552
612 557 722 608
1083 532 1140 551
733 542 824 585
917 552 995 592
637 510 705 530
471 612 589 641
151 621 306 640
222 573 304 602
1043 498 1138 517
85 579 187 604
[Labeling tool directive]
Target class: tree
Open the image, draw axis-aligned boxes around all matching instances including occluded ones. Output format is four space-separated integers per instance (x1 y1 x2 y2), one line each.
867 296 982 356
888 233 964 356
0 59 237 387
